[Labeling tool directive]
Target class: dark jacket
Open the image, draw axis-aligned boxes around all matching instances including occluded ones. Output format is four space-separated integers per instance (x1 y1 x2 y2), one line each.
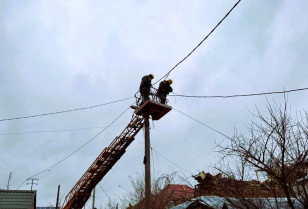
157 81 173 96
139 75 152 93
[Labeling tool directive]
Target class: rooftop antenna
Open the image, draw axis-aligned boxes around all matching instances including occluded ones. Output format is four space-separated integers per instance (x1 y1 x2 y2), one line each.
7 172 12 190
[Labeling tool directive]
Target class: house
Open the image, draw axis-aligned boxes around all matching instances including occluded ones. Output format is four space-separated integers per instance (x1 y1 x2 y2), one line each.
128 184 194 209
154 184 195 208
172 171 303 209
0 190 36 209
171 196 301 209
193 171 285 198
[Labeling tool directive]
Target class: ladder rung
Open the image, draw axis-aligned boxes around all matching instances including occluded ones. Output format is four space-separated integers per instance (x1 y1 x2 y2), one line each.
96 160 104 165
102 151 110 158
112 149 125 154
78 193 91 196
88 168 96 174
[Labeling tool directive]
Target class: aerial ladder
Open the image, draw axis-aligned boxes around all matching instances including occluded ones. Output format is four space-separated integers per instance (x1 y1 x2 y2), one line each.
62 92 171 209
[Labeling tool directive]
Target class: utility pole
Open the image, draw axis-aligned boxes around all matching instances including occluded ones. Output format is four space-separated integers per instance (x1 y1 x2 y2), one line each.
135 98 171 209
56 185 60 209
144 116 151 209
26 178 38 191
92 186 96 209
7 172 12 190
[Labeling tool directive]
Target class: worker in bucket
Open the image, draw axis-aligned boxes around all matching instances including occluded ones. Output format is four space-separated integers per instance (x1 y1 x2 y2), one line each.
139 74 154 104
157 79 173 104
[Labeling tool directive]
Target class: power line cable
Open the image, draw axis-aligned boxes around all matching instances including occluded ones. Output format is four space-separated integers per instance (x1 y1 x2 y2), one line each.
136 139 193 175
99 184 111 200
150 141 156 177
154 0 242 85
0 123 126 136
151 137 162 173
16 106 131 189
0 97 133 122
151 148 194 175
173 108 231 139
170 87 308 99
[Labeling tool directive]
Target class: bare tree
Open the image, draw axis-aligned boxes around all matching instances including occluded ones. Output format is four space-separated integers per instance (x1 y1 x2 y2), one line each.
103 198 119 209
119 172 145 208
115 171 192 209
216 98 308 209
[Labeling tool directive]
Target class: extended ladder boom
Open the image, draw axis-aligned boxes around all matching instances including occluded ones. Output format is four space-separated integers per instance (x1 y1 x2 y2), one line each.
62 113 144 209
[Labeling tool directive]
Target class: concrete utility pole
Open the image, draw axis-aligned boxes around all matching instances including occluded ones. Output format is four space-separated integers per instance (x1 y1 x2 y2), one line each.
27 178 38 191
144 116 151 209
136 99 171 209
92 186 96 209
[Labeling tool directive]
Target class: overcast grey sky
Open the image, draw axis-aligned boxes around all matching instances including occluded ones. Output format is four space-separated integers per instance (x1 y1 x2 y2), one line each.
1 0 308 207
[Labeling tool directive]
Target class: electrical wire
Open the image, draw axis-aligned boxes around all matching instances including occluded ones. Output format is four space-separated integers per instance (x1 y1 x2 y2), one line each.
151 148 194 175
170 87 308 99
16 106 131 189
154 0 242 85
151 137 162 173
0 97 133 122
0 123 126 136
136 139 193 175
150 141 156 177
173 108 231 139
99 184 111 200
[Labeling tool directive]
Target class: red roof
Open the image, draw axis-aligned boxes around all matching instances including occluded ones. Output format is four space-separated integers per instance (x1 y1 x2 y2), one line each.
157 184 194 200
129 184 194 209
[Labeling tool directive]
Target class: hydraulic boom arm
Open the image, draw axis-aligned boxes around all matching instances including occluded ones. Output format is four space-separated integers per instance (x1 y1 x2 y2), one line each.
62 113 144 209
